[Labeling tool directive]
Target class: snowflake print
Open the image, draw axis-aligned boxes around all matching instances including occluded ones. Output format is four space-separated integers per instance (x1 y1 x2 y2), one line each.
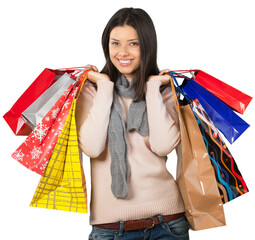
23 137 31 146
71 91 76 97
47 141 56 150
71 88 78 97
51 107 60 119
63 88 70 96
63 99 71 109
30 146 42 159
40 161 48 171
31 122 49 142
56 122 64 136
12 149 24 161
45 116 50 121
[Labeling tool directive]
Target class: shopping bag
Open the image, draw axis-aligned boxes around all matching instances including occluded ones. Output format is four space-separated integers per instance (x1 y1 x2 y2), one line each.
22 72 76 129
194 70 252 114
177 105 226 230
11 85 75 175
30 98 87 213
190 99 249 203
167 74 226 230
181 76 250 144
3 68 71 135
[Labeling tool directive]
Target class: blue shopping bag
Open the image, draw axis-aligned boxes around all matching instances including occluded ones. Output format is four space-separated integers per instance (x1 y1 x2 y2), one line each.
181 77 249 144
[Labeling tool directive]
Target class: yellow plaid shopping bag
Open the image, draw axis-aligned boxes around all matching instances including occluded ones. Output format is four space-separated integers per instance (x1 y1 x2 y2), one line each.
30 98 87 213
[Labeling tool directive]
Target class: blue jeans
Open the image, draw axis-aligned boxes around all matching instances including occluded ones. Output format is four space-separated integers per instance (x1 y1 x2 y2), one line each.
89 214 190 240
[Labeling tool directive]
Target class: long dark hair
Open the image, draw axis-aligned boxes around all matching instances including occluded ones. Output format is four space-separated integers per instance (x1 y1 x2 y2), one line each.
101 7 160 102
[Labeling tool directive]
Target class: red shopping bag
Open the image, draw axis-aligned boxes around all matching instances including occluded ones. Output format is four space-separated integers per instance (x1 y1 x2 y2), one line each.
193 70 252 114
3 69 71 135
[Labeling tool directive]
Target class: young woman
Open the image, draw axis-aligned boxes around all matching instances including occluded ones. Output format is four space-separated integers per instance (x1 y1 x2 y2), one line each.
76 7 190 240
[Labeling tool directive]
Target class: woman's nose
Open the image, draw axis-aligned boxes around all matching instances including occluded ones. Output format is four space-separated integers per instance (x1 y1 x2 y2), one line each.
118 45 129 56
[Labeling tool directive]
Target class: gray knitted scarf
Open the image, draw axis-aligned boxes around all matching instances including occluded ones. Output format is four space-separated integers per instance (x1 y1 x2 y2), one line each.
108 74 149 198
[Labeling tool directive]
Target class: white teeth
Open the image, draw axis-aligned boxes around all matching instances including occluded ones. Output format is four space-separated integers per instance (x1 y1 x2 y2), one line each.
119 60 131 64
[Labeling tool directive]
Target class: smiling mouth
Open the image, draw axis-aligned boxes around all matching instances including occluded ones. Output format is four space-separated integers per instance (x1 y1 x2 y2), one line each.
117 59 134 66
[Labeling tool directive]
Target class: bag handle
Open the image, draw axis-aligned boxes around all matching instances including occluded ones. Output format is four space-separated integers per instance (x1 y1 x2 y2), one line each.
161 73 180 114
53 66 92 81
164 72 193 103
168 69 199 76
168 69 200 80
75 69 92 99
55 66 89 71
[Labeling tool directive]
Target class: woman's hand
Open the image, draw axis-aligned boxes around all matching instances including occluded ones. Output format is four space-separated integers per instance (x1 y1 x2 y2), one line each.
85 64 110 83
159 69 171 76
147 69 171 85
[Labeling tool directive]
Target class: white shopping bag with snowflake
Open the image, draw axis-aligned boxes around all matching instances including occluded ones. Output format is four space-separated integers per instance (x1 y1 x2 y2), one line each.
11 84 78 175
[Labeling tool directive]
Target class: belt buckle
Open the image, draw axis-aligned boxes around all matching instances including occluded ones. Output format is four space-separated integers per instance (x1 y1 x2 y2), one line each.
144 217 155 229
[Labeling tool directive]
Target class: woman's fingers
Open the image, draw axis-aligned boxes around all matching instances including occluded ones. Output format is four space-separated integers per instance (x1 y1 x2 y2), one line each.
159 69 171 75
87 71 110 83
85 64 98 72
147 74 170 85
161 74 171 85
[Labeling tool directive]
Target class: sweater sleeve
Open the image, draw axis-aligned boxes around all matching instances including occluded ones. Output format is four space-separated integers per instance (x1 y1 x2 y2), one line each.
75 79 114 158
145 79 180 157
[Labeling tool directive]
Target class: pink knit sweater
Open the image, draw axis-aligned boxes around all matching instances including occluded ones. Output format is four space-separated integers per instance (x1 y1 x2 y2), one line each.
75 78 185 225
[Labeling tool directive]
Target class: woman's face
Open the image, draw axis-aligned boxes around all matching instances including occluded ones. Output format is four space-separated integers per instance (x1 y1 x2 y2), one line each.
109 25 141 79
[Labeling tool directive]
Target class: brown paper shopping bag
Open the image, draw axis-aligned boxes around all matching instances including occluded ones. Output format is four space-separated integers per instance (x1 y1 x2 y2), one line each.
176 105 226 230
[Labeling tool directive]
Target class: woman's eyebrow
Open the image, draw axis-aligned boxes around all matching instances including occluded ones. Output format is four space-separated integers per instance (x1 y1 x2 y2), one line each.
110 38 139 41
110 38 120 41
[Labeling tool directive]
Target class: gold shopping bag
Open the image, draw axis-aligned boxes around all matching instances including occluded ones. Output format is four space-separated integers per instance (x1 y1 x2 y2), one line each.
30 98 87 213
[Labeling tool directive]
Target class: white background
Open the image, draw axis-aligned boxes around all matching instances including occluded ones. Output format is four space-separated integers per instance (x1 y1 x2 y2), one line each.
0 0 254 239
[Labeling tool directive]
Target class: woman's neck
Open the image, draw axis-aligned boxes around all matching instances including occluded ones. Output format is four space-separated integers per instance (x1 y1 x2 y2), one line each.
126 77 132 87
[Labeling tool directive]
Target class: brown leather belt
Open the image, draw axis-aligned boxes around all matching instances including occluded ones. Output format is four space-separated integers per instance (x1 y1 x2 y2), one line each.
93 212 185 231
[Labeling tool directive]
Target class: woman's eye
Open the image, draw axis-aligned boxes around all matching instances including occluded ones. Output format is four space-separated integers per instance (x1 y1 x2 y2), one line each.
111 41 119 46
130 42 139 46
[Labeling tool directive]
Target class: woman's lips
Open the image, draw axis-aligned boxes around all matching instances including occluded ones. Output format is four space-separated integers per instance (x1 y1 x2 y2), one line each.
117 58 134 66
